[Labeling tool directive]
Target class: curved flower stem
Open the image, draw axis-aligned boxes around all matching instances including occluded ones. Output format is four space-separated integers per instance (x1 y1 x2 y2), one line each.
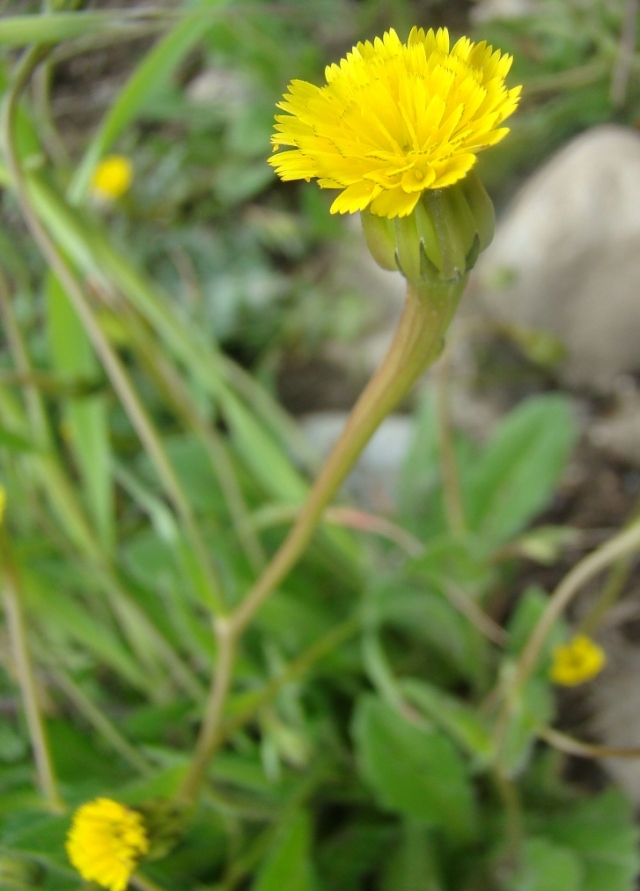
177 276 466 805
230 279 465 636
495 518 640 758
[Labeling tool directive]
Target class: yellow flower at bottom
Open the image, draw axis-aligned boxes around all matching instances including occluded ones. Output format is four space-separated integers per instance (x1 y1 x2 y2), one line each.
90 155 133 200
66 798 149 891
269 27 521 218
549 635 605 687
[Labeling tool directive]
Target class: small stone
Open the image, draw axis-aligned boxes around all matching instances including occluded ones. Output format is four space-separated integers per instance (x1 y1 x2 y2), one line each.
470 0 539 22
475 126 640 391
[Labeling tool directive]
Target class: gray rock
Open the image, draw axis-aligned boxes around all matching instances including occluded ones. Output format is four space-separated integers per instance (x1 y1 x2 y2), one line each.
475 125 640 391
470 0 538 23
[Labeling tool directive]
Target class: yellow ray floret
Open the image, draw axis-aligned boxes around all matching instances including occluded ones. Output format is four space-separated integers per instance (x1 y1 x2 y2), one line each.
549 635 605 687
66 798 149 891
269 27 521 218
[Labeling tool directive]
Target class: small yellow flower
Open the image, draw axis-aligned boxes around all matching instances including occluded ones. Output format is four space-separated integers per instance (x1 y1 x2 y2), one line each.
66 798 149 891
549 635 605 687
90 155 133 201
269 27 521 218
0 487 5 525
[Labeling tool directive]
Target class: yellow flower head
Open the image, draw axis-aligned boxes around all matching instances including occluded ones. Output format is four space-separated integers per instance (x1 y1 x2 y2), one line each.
0 487 6 525
66 798 149 891
549 635 606 687
269 27 521 219
90 155 133 201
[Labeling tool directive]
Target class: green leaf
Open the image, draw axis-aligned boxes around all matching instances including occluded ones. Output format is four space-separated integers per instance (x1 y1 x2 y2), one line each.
0 425 37 452
23 570 150 694
466 395 578 549
382 823 443 891
500 672 555 777
510 837 583 891
220 392 307 503
401 679 493 767
371 579 486 685
318 822 395 890
507 586 566 669
542 790 639 891
46 273 113 550
252 810 315 891
353 695 477 842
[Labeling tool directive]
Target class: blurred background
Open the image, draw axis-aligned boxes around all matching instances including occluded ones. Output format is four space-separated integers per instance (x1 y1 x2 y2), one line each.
4 0 640 886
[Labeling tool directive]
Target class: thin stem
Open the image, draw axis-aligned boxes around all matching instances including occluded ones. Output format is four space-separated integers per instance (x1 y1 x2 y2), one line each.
578 498 640 635
177 277 466 804
495 519 640 756
251 503 425 558
1 48 225 614
578 555 631 636
491 768 522 878
177 617 237 805
0 534 64 812
436 351 466 535
231 280 464 637
538 725 640 759
442 580 506 645
515 519 640 691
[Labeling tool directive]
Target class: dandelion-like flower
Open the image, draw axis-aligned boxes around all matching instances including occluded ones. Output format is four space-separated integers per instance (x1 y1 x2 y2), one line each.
0 487 6 525
66 798 149 891
269 27 521 219
90 155 133 201
549 635 605 687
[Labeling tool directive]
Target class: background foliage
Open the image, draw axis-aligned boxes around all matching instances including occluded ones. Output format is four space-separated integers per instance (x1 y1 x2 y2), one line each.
1 1 640 889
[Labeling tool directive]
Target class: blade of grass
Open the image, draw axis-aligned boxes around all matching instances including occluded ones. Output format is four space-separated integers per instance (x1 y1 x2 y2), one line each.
0 11 160 47
0 271 204 699
47 271 114 550
68 0 230 203
3 66 226 616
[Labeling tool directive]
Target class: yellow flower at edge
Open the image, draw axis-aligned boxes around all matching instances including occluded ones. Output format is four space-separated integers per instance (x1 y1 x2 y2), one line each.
66 798 149 891
90 155 133 201
549 635 606 687
269 27 521 219
0 486 6 525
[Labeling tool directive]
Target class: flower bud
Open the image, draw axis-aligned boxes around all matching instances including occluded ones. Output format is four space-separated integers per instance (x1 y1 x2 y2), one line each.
361 172 496 286
135 800 189 861
361 210 397 271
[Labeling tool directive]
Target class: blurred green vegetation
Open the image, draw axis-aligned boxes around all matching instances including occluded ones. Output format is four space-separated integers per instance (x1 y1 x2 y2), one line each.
1 1 640 889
